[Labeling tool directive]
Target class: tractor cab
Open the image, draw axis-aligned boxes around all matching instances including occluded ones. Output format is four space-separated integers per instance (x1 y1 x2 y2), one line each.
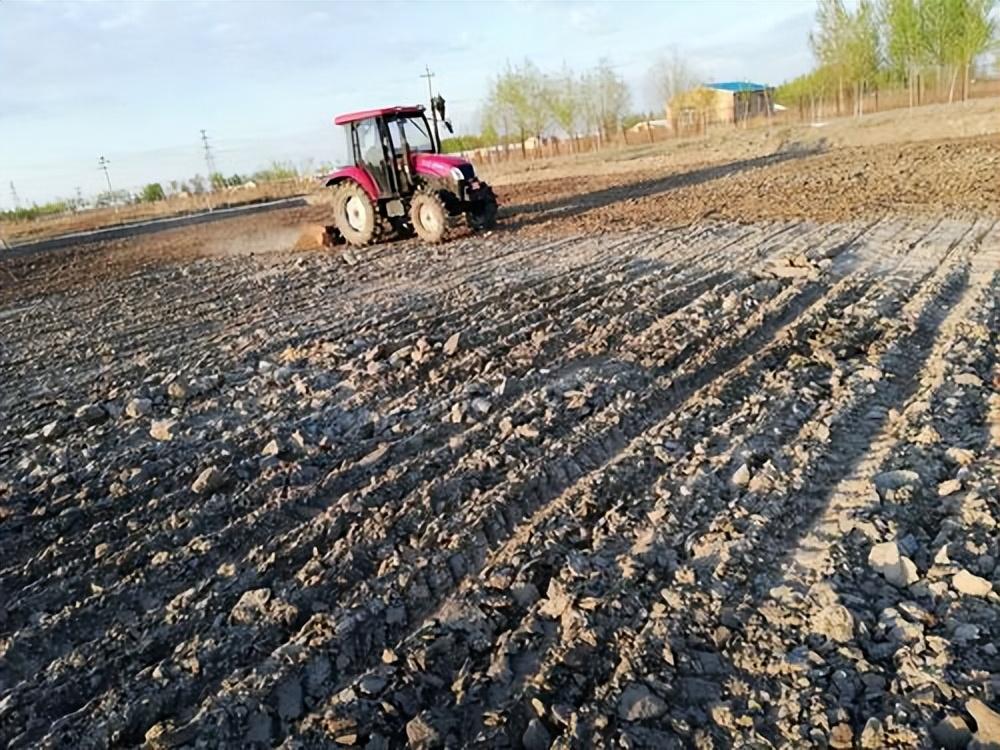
323 105 497 245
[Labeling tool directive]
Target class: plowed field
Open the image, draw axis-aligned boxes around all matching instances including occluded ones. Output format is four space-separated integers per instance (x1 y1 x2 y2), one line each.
2 130 1000 749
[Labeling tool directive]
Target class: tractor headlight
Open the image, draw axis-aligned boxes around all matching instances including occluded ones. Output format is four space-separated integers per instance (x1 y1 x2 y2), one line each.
450 167 465 182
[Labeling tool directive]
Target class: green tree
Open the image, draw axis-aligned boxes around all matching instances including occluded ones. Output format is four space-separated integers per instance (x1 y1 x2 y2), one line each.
140 183 166 203
952 0 998 100
544 65 582 149
881 0 925 104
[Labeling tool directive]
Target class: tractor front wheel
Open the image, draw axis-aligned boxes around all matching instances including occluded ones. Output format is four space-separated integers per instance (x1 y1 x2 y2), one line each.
333 182 378 246
409 190 447 244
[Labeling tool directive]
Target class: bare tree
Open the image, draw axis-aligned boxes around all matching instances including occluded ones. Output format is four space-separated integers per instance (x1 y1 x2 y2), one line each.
646 48 700 122
593 58 630 142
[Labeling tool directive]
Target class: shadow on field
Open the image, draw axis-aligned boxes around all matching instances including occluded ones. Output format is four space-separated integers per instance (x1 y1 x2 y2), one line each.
499 145 824 231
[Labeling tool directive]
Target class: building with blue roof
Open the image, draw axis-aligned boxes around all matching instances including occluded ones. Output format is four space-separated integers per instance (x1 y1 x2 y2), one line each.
667 80 775 131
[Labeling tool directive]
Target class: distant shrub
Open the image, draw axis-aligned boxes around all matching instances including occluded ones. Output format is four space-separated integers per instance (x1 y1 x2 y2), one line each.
140 183 166 203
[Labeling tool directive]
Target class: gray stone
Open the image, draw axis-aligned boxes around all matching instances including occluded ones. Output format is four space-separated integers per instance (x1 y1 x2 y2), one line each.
75 404 107 425
868 541 919 587
405 712 443 749
932 715 972 750
967 698 1000 749
40 420 64 440
192 466 227 495
150 419 178 441
859 717 884 748
230 588 271 625
813 603 855 643
358 673 387 695
275 678 303 720
731 463 751 488
873 469 921 495
953 569 992 597
443 332 461 356
167 381 189 400
522 718 551 750
126 398 153 418
939 478 963 497
618 683 668 722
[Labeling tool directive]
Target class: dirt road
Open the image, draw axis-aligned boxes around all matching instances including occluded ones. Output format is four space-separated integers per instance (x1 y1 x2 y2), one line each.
2 128 1000 748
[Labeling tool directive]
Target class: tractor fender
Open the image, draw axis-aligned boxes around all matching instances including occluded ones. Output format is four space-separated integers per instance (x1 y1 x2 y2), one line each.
322 166 379 202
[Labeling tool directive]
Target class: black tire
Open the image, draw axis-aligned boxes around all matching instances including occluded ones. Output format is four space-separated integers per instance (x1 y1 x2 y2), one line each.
409 190 447 244
333 182 378 246
466 185 498 231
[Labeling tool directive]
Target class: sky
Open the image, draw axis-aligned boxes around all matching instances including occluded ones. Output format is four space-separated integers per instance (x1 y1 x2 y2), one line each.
0 0 818 208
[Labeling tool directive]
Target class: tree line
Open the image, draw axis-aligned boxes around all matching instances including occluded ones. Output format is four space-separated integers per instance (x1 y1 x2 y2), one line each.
782 0 997 115
477 59 632 155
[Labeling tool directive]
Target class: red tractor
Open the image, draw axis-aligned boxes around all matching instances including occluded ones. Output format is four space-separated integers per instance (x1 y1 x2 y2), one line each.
321 105 498 246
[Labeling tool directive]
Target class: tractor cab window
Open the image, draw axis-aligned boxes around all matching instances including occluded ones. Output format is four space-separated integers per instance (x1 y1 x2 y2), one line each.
394 116 434 153
355 118 382 165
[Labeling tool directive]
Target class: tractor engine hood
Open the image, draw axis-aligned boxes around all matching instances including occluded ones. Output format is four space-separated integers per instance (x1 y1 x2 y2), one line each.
411 153 475 180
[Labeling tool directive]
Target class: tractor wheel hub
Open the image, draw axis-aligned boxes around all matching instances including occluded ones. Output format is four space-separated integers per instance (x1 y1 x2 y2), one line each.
345 195 368 231
419 203 440 230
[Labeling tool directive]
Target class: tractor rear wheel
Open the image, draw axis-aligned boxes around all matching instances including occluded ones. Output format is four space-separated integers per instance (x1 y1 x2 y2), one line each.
409 190 447 244
333 182 378 246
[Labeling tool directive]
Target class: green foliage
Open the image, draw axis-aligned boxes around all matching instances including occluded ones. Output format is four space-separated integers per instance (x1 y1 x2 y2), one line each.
140 183 166 203
1 200 72 222
210 172 247 189
796 0 997 106
251 161 299 183
440 135 493 153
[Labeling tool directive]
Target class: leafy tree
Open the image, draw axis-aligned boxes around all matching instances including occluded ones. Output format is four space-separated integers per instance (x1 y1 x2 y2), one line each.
140 183 165 203
251 161 299 182
881 0 925 104
544 65 582 149
810 0 882 116
951 0 998 100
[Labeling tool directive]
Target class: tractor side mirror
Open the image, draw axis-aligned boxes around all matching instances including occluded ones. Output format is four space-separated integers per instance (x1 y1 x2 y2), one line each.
444 119 454 134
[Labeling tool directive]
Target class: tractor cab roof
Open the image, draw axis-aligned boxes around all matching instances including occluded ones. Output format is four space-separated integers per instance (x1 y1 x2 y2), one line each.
334 106 425 125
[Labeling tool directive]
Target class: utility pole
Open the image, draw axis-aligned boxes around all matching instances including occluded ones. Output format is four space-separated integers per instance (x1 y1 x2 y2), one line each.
9 181 20 210
420 64 441 150
200 129 217 184
75 186 84 211
98 156 118 213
